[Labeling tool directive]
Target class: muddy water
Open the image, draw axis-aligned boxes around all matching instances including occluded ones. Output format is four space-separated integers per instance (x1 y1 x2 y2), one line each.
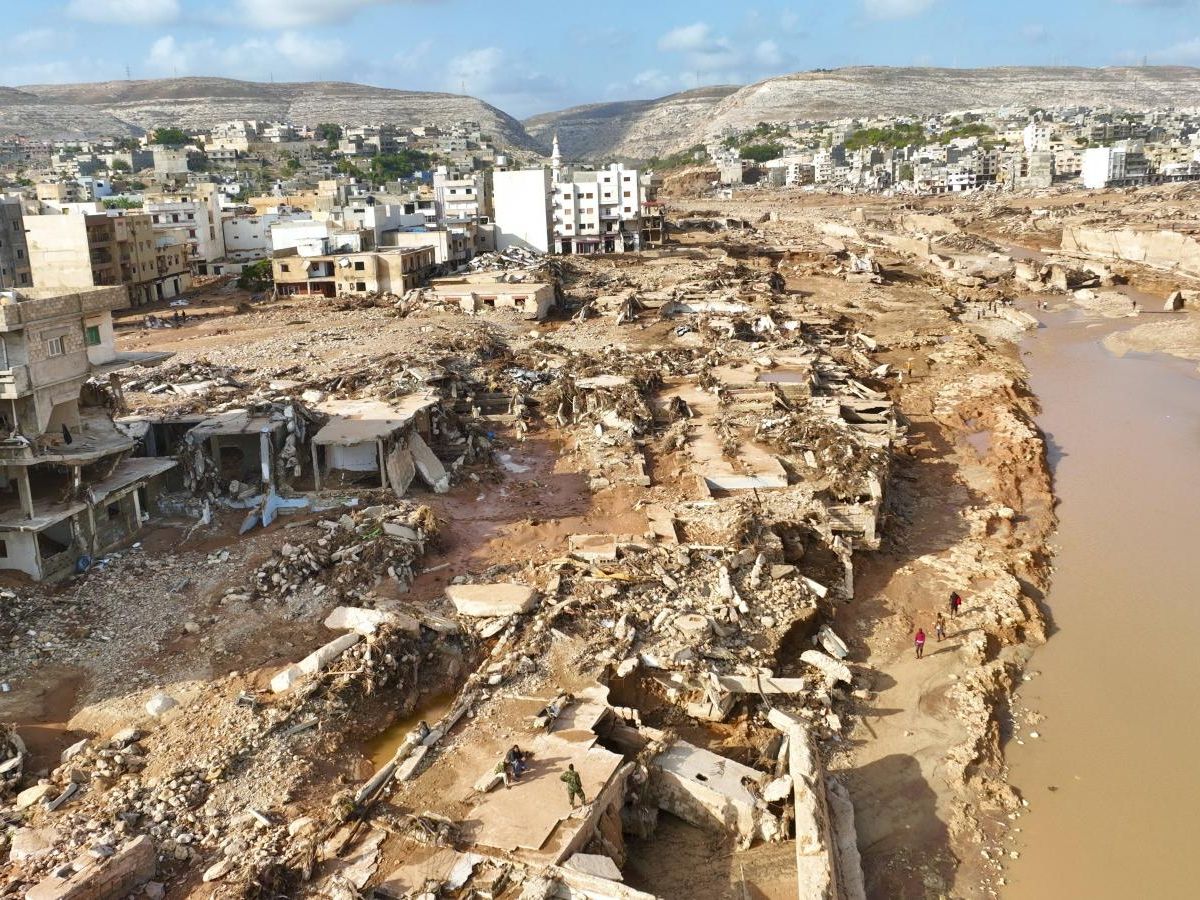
362 692 455 769
1004 308 1200 899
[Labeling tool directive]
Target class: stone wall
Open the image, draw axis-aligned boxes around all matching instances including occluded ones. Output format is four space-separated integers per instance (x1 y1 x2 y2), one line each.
1060 226 1200 278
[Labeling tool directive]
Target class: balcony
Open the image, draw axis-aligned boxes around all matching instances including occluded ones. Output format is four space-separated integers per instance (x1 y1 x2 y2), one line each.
0 365 31 399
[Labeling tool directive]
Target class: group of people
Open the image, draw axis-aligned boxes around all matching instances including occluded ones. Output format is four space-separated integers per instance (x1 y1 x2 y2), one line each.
493 744 589 807
914 591 963 660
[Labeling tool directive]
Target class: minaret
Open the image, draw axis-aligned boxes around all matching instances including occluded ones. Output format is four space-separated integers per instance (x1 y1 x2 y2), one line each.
551 132 563 183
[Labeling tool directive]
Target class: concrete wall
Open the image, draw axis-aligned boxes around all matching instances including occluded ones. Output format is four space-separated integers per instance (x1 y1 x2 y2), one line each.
0 529 39 579
493 168 552 254
25 215 95 290
26 834 155 900
1061 226 1200 278
84 310 116 365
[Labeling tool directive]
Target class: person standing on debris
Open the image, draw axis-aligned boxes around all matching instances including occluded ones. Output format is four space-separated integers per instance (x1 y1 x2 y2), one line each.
561 763 587 807
914 627 926 659
935 613 946 643
950 591 962 617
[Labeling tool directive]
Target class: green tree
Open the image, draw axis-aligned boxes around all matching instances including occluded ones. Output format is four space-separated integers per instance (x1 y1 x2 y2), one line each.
104 196 143 209
151 127 190 147
237 259 273 292
740 143 784 163
110 159 132 173
316 123 343 146
334 158 364 178
368 150 433 182
899 164 914 182
282 157 301 175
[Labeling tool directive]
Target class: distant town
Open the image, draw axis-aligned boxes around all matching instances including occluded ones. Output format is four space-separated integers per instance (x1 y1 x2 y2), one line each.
0 105 1193 307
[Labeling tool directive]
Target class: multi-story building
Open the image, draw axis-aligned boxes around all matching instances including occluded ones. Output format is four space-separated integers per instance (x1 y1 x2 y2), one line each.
492 168 553 254
271 245 436 298
144 184 227 275
222 210 312 267
25 211 191 307
1082 141 1149 189
0 285 176 579
492 138 648 257
0 198 31 291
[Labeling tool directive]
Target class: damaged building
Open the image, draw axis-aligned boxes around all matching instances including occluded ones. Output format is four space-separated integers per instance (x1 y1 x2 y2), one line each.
0 287 175 579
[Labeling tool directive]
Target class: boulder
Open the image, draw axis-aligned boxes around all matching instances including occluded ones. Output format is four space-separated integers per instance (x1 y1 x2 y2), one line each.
145 693 178 717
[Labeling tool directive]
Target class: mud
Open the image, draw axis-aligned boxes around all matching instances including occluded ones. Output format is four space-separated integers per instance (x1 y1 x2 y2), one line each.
1005 310 1200 898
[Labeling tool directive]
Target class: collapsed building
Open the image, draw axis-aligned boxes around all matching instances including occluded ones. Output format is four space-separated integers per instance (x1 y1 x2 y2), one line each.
0 287 175 579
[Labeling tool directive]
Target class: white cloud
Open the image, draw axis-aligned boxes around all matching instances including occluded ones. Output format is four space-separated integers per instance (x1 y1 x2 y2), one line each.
233 0 423 29
652 21 795 85
630 69 679 96
66 0 180 25
658 22 717 53
443 47 560 115
145 31 346 79
10 29 63 55
754 40 783 67
1148 35 1200 61
862 0 937 19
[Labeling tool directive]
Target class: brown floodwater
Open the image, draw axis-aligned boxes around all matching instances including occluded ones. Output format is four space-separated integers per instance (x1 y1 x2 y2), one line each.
1004 306 1200 898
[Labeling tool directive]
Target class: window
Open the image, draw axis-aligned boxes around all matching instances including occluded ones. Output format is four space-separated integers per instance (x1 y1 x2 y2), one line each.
0 538 7 558
46 336 65 357
353 261 365 271
564 224 572 231
355 281 366 291
85 325 101 347
106 503 120 520
623 191 631 198
281 264 290 272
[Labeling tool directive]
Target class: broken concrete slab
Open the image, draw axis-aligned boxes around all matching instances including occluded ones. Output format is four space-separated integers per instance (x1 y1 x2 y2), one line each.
409 432 450 493
565 852 623 882
800 650 853 686
323 606 402 635
446 583 538 617
568 534 618 562
650 739 766 842
716 675 808 694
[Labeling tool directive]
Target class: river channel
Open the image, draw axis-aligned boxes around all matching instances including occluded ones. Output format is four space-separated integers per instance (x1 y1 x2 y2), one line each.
1004 305 1200 898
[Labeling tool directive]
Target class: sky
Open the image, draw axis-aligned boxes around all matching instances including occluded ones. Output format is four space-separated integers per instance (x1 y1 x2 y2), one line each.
1 0 1198 117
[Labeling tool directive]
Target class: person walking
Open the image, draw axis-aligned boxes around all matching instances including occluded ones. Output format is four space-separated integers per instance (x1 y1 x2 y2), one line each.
914 628 926 659
561 763 586 807
949 591 962 617
935 613 946 642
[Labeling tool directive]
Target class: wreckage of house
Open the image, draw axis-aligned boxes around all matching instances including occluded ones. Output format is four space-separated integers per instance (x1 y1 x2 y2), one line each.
0 287 177 579
429 272 557 321
310 395 449 495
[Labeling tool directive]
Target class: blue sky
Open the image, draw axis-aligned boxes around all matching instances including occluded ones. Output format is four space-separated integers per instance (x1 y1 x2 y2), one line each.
2 1 1198 117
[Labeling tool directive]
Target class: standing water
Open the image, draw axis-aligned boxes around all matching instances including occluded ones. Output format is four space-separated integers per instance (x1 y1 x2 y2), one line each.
1005 309 1200 898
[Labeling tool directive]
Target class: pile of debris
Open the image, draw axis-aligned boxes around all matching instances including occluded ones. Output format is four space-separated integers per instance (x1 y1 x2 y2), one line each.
229 503 437 604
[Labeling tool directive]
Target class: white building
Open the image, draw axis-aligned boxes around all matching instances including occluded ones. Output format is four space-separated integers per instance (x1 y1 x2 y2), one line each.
144 184 227 275
492 168 553 254
1023 121 1053 154
1081 141 1148 189
555 162 644 254
222 210 312 265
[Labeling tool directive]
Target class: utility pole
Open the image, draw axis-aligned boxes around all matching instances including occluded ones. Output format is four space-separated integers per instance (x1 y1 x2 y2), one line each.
125 64 131 80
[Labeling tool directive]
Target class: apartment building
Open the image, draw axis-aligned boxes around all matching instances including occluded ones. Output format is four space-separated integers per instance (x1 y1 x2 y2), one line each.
144 184 227 274
25 211 191 307
492 168 553 254
0 285 176 579
1082 141 1150 189
271 246 435 298
0 198 31 290
222 210 312 266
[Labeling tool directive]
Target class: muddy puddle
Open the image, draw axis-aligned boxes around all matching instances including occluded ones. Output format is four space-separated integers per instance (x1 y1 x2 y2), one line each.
361 692 456 769
1004 305 1200 898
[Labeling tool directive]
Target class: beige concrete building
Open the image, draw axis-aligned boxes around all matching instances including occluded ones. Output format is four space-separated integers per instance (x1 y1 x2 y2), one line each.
272 246 435 298
0 286 175 579
25 211 191 307
430 273 556 320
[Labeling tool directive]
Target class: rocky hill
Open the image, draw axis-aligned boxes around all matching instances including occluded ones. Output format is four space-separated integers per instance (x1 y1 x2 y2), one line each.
531 66 1200 159
523 86 739 160
0 77 539 148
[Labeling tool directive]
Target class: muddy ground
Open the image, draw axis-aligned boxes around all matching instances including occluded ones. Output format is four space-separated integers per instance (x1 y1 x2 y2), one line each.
4 183 1196 899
